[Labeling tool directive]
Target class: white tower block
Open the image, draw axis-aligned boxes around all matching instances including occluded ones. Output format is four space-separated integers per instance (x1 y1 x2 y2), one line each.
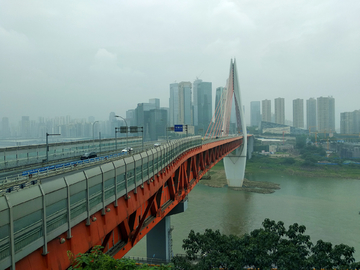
223 59 248 187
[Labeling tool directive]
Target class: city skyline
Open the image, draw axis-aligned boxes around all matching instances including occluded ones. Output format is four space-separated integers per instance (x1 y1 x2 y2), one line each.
1 1 359 129
2 92 359 139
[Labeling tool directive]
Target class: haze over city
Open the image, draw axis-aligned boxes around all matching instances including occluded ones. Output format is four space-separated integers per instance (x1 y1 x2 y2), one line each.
1 0 359 127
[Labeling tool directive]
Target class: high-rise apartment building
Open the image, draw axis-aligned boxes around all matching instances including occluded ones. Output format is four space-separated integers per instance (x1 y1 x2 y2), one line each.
317 96 335 133
262 99 271 122
339 109 360 134
178 82 192 125
274 98 285 125
306 98 317 132
293 98 304 128
193 79 212 134
340 112 353 134
354 110 360 134
250 101 261 127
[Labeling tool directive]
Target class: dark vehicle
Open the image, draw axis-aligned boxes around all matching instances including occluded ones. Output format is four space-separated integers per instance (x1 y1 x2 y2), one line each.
80 152 97 160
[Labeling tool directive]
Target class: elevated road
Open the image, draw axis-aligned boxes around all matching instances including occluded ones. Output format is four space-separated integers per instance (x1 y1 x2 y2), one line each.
0 135 245 270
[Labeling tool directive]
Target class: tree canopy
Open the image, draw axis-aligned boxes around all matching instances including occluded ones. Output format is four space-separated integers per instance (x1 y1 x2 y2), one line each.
172 218 360 270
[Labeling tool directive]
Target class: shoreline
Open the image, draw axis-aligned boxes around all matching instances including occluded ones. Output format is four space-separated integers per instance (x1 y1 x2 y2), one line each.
200 158 360 193
200 169 281 194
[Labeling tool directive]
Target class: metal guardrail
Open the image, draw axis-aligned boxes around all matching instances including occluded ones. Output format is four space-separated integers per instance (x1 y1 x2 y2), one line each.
0 136 231 192
0 137 142 171
0 144 157 195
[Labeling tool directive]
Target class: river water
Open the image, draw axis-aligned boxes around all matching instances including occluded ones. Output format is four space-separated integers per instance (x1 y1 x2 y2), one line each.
127 173 360 261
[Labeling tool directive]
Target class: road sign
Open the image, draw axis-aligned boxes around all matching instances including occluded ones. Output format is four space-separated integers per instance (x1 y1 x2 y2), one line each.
130 126 138 133
174 125 183 132
120 126 127 133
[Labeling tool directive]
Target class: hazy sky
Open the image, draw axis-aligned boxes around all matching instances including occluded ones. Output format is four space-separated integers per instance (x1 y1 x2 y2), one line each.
1 0 359 129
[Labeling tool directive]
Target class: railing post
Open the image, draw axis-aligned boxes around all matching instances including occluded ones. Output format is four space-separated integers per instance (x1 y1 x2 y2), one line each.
112 162 118 207
38 185 48 255
4 195 15 270
84 172 91 226
100 167 105 215
64 178 72 239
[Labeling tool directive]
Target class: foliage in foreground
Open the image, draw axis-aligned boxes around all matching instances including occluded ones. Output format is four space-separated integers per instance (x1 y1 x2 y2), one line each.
67 245 172 270
172 218 360 270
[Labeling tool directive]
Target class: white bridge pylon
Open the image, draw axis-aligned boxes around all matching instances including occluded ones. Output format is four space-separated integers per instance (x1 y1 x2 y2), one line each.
204 59 248 187
223 59 247 187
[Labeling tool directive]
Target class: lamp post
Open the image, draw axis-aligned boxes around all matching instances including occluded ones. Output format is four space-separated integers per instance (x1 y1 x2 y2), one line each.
46 132 60 162
115 115 128 149
92 121 99 150
92 121 99 141
115 127 121 151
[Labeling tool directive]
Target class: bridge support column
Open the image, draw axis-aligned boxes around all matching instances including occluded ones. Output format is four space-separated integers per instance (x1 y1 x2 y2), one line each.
146 199 188 262
224 145 247 187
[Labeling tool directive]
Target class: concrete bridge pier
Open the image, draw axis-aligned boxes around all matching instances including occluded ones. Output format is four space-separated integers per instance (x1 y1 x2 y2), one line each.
146 199 188 262
224 142 248 187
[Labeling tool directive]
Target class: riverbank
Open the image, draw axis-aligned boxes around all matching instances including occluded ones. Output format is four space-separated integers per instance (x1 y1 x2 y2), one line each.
245 155 360 179
199 167 281 193
199 156 360 192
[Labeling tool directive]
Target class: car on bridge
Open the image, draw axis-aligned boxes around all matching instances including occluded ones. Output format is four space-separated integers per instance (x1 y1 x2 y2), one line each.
80 152 97 160
154 143 161 147
121 147 133 153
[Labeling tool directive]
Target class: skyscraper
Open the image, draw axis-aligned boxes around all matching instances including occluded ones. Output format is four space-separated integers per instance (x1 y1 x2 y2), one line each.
250 101 261 127
193 79 212 134
178 81 192 125
215 87 227 133
317 96 335 133
149 98 160 109
293 98 304 128
274 98 285 125
262 99 271 122
1 117 11 138
169 83 179 126
306 98 317 132
21 116 31 138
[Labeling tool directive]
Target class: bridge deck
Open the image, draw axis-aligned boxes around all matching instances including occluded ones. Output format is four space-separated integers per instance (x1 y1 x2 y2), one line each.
0 136 243 270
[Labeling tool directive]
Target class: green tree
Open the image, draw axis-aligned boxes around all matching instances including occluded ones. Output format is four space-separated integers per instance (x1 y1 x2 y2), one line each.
296 135 307 149
172 219 359 270
68 245 172 270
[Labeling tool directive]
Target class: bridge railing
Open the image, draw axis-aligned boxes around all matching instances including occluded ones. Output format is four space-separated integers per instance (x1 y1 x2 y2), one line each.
0 137 142 170
1 135 221 269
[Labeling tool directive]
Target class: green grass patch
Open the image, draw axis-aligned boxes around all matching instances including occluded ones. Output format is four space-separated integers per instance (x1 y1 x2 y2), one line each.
245 154 360 179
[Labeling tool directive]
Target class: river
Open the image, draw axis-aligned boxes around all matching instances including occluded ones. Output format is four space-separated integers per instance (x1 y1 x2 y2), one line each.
127 173 360 261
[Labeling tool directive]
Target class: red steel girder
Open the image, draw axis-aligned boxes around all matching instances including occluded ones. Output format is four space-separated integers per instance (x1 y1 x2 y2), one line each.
13 137 243 270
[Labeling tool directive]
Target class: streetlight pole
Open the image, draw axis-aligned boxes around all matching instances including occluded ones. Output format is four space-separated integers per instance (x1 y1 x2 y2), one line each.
46 132 60 162
92 121 99 141
115 127 120 151
115 115 128 149
92 121 99 150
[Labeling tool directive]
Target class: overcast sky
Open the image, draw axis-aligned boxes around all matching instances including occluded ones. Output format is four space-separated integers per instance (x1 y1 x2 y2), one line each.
1 0 359 129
